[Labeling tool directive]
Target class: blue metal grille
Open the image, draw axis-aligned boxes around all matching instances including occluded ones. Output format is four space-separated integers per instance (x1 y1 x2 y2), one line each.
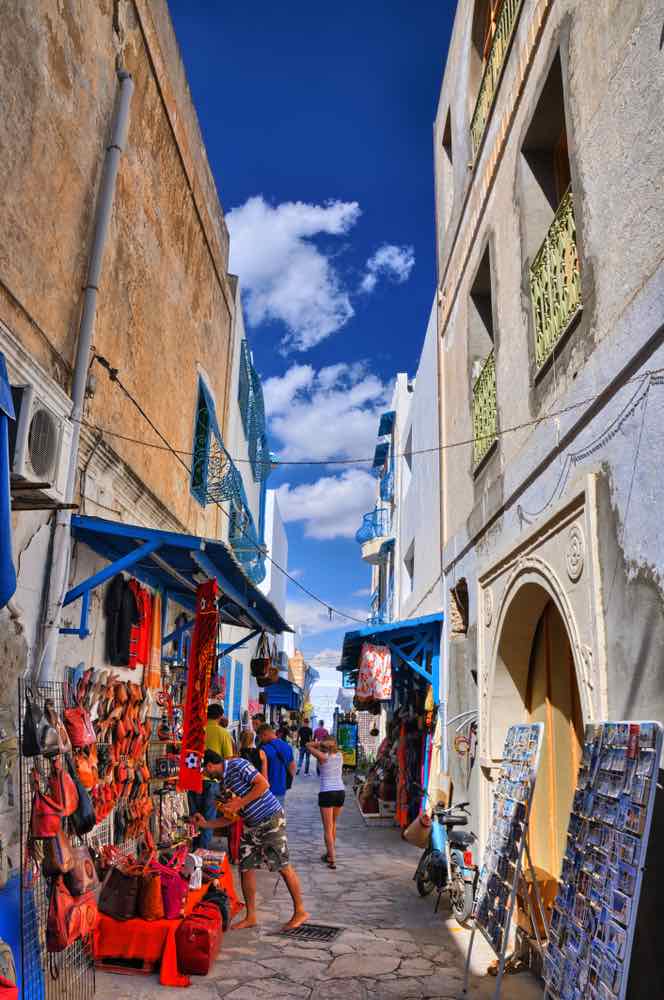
229 498 266 585
238 340 271 483
191 386 212 505
355 506 391 545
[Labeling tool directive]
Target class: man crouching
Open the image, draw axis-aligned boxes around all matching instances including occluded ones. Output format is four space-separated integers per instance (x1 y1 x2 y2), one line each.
194 749 309 931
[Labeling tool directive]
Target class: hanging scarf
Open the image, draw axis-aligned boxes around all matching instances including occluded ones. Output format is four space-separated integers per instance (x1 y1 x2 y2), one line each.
178 580 219 793
145 591 162 690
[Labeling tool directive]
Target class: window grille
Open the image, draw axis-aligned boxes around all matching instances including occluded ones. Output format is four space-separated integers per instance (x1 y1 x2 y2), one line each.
191 386 212 504
232 661 244 722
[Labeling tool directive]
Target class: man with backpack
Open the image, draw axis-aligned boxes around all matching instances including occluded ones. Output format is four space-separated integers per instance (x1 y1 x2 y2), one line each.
256 723 295 807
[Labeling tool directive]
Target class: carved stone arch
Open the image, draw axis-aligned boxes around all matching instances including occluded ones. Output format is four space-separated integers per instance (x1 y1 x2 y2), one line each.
483 556 592 761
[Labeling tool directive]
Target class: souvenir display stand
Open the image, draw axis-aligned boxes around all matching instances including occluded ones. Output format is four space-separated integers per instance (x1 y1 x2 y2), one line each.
460 723 545 1000
542 721 662 1000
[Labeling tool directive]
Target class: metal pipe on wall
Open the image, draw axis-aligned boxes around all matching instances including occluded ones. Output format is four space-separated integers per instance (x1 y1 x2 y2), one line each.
37 70 134 684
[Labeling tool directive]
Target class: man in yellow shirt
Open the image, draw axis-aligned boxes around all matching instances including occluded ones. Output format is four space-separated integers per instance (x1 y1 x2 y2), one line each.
190 704 233 848
206 704 233 759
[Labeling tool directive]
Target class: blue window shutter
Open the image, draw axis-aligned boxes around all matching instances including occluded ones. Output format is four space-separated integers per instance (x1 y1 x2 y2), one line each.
191 384 211 505
220 655 232 712
232 661 244 722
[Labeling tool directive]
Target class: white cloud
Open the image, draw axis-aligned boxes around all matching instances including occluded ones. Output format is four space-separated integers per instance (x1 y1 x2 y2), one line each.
263 362 391 462
277 468 377 540
286 600 367 638
353 587 372 597
360 243 415 294
227 196 361 351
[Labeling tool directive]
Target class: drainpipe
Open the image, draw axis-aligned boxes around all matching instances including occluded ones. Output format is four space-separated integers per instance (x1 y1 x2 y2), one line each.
36 70 134 684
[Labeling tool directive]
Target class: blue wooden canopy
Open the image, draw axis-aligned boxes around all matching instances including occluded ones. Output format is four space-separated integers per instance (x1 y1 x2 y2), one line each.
264 678 302 709
63 514 292 639
339 612 443 701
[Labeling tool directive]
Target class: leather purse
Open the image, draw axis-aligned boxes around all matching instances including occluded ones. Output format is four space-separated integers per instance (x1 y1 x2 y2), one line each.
74 749 96 789
29 769 63 839
138 870 165 920
66 756 96 838
46 877 97 953
250 632 273 677
43 701 72 756
63 706 96 748
64 847 99 897
48 758 79 817
21 688 60 758
42 828 74 877
98 865 140 920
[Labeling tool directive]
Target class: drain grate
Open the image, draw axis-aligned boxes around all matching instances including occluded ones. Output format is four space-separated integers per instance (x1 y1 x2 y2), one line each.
279 923 343 943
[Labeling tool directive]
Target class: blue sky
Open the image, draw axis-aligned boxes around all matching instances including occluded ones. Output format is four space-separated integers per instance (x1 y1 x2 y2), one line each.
170 1 454 698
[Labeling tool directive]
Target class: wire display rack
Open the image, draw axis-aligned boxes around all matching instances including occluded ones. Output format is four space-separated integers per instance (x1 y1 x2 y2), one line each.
18 679 95 1000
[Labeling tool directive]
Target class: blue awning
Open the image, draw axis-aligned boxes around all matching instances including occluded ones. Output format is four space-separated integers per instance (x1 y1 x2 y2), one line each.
339 612 443 700
265 678 302 709
372 441 390 470
67 514 292 636
377 410 395 437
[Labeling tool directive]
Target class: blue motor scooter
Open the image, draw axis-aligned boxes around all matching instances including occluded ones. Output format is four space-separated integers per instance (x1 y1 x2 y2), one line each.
413 793 478 926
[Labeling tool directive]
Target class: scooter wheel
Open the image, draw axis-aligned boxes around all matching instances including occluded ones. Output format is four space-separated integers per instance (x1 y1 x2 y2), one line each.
415 848 436 897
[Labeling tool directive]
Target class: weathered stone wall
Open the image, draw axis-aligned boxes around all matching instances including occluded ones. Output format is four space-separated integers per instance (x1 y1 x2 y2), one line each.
0 0 235 534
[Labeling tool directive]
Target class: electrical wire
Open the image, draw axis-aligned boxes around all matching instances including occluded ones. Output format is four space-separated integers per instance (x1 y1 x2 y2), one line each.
92 355 367 626
77 363 664 468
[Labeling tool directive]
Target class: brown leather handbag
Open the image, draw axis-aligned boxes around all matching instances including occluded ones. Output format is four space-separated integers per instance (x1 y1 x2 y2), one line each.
64 705 96 748
138 869 165 920
48 758 79 817
43 701 72 756
42 828 74 877
64 847 99 897
98 865 140 921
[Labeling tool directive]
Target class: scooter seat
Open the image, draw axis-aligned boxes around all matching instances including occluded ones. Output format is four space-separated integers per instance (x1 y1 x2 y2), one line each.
450 829 475 847
441 813 468 827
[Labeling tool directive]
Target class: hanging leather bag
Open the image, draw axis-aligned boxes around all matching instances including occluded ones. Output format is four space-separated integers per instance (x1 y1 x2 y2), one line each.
66 757 96 838
98 865 140 921
0 939 16 986
42 828 74 878
21 687 60 758
46 877 97 953
64 847 99 897
250 633 273 677
47 758 79 817
43 701 72 756
29 769 63 839
73 748 96 790
63 705 96 748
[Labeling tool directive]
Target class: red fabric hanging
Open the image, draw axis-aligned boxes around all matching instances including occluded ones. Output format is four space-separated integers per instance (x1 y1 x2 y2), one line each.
128 580 153 669
178 580 219 793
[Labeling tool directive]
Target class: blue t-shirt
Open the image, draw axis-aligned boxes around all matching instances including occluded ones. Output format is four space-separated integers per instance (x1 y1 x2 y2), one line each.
261 738 294 796
221 757 282 827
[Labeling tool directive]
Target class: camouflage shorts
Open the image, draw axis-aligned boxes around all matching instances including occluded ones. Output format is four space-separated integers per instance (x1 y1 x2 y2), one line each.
239 811 289 873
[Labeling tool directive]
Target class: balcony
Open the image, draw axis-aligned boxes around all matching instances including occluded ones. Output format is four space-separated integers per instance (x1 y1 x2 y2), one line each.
470 0 524 158
529 187 582 371
368 587 393 626
379 467 394 503
355 506 391 564
472 350 497 469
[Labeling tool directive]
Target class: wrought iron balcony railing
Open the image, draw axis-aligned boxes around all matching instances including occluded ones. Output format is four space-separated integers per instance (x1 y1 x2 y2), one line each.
355 506 391 545
379 467 394 503
368 588 393 625
529 187 582 371
470 0 524 158
472 350 497 468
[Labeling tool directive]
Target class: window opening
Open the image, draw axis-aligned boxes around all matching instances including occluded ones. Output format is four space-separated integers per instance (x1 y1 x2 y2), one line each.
403 542 415 601
450 579 469 636
469 246 497 468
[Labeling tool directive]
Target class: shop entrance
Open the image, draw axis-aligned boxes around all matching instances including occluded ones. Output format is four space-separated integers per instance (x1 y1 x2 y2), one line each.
525 600 583 881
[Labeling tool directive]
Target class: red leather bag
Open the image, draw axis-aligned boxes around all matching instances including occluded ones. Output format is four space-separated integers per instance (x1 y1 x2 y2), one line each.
46 877 81 952
48 758 79 817
64 706 96 748
0 978 18 1000
29 769 63 839
175 902 222 975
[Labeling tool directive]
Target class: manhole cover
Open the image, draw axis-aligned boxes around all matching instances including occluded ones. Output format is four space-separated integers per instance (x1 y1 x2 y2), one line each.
279 923 342 942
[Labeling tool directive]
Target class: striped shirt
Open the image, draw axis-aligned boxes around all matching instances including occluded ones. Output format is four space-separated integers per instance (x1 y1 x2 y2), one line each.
319 752 345 793
221 757 282 827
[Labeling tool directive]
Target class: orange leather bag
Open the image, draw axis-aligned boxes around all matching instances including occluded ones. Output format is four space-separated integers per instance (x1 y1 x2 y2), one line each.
138 869 165 920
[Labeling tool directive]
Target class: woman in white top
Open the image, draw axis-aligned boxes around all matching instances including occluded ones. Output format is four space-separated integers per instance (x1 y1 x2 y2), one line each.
307 737 345 869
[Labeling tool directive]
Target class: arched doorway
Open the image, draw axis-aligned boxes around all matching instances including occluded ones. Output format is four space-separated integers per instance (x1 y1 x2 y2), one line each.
526 601 583 880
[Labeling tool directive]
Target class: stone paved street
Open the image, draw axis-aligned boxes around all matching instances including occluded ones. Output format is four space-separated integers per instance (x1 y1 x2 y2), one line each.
96 776 542 999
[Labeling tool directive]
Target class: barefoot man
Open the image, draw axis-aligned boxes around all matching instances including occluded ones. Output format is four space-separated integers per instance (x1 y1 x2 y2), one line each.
194 749 309 931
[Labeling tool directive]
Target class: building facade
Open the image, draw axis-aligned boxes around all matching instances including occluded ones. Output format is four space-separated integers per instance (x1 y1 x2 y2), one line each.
434 0 664 911
0 0 290 878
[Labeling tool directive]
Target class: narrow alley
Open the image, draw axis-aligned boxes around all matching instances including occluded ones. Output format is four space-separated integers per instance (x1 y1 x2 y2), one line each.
96 776 540 1000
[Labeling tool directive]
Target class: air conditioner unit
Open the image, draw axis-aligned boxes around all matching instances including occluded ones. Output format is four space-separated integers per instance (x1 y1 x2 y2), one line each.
9 383 67 500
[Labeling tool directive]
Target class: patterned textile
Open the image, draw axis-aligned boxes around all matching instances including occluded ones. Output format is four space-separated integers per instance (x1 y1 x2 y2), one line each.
238 812 289 872
129 580 152 668
356 642 392 701
178 580 219 792
145 590 162 689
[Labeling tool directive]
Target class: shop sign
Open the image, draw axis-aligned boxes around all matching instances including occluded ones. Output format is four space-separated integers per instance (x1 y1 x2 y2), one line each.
337 721 358 768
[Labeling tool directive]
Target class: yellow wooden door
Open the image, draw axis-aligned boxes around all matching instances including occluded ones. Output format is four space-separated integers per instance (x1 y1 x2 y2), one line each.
526 601 583 881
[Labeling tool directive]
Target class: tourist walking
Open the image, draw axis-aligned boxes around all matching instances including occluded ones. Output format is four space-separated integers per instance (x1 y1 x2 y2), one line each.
296 717 313 775
256 723 295 807
307 737 345 870
313 719 329 742
195 750 308 931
